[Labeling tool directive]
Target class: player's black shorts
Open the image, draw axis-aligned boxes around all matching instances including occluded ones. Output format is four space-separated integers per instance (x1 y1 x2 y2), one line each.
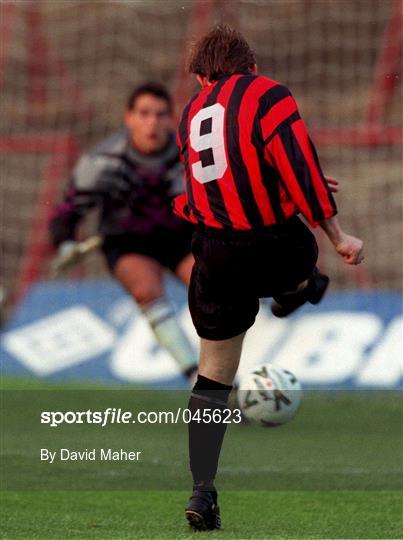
189 215 318 341
101 224 193 273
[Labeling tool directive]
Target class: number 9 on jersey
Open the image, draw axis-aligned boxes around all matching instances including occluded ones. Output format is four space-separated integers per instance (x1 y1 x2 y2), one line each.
189 103 228 184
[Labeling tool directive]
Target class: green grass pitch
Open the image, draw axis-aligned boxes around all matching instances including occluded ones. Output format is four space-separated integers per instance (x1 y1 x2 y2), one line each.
1 378 402 539
2 490 401 539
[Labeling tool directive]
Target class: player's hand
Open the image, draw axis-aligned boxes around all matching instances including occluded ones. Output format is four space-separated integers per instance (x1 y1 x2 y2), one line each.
58 240 78 259
335 234 364 265
51 236 102 277
325 176 339 193
50 240 80 277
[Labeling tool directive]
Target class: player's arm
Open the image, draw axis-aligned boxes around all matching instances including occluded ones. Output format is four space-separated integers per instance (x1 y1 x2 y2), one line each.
319 215 364 265
261 85 363 265
49 184 101 276
49 184 95 248
49 155 105 277
325 176 339 193
261 85 337 226
49 154 103 248
172 123 198 223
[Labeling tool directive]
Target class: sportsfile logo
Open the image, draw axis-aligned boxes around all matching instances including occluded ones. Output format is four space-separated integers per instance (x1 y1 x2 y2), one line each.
40 408 243 427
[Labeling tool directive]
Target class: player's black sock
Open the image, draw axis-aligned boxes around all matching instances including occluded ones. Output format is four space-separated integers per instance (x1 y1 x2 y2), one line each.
188 375 232 490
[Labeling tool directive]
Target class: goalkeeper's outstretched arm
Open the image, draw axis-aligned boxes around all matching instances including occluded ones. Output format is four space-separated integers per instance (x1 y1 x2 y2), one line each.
49 153 103 275
49 183 95 247
49 151 106 247
48 182 100 276
50 234 103 277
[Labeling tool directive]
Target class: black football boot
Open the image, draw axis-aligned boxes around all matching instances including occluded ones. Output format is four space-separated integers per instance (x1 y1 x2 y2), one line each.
185 489 221 531
271 267 329 318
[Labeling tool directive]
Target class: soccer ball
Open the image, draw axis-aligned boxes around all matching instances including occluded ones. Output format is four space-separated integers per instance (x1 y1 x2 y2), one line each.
238 364 302 426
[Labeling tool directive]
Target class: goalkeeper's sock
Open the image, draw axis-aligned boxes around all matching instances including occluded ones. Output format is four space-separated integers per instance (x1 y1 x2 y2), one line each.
188 375 232 486
141 297 198 379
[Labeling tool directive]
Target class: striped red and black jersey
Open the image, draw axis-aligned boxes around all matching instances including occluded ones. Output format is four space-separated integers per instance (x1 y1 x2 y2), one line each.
173 74 337 230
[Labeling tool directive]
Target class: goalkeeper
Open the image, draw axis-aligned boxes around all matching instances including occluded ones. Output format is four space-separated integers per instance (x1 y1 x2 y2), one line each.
49 82 197 382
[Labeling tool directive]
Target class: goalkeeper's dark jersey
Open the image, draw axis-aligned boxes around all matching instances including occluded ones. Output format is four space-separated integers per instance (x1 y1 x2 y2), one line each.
50 129 186 246
173 74 337 230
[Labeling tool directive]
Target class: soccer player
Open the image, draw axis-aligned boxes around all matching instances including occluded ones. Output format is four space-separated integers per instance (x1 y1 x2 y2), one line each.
173 26 364 530
50 82 198 381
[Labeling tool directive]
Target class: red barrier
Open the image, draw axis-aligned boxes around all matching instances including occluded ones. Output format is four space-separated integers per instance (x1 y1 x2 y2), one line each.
0 135 80 301
367 0 402 126
0 2 18 88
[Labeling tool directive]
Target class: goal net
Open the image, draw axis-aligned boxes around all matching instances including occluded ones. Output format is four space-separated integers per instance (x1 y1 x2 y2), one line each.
238 0 401 289
0 0 401 309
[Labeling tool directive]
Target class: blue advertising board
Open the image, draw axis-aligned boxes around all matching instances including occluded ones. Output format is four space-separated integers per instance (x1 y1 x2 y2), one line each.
1 278 401 388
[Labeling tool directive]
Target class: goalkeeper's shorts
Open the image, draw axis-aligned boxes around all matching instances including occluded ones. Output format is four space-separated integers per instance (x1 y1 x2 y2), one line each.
188 215 319 341
102 223 193 273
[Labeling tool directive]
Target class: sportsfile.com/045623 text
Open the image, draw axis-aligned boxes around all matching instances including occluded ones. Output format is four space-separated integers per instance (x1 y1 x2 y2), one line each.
40 408 242 427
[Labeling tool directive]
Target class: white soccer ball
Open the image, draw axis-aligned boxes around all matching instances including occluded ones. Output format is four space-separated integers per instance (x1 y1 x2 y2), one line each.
238 364 302 426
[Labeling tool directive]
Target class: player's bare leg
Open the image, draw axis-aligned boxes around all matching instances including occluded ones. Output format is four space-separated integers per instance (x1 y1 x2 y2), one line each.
198 333 245 385
185 333 245 531
114 253 164 305
114 254 197 379
174 253 194 287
